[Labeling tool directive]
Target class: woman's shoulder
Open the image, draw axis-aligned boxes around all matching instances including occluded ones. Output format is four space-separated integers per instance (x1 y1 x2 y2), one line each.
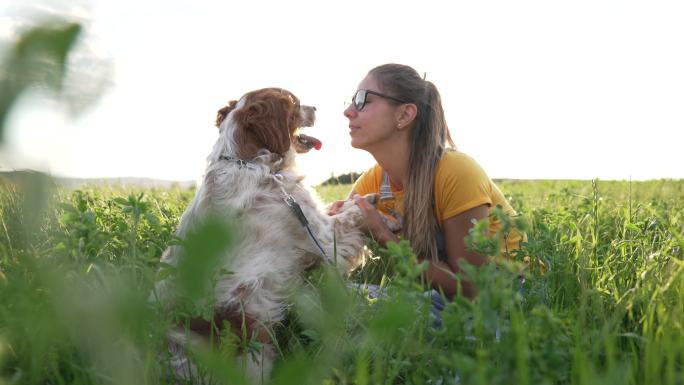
433 150 494 221
441 149 478 162
352 163 383 193
437 150 488 178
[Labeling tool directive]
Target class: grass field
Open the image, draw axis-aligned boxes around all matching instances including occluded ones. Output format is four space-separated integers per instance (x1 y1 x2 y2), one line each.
1 175 683 385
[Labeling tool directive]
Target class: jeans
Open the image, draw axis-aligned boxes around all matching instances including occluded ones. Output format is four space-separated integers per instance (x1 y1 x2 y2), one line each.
350 283 447 328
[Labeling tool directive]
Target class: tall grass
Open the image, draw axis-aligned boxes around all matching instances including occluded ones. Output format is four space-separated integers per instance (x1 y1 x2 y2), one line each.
0 176 682 384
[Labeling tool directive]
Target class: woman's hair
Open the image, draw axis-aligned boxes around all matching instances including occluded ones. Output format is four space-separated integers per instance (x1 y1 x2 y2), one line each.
368 63 455 261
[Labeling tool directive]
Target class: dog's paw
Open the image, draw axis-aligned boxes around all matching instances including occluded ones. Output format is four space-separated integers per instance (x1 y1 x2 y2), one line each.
335 201 364 225
363 193 381 205
336 193 380 213
357 194 402 232
334 194 402 233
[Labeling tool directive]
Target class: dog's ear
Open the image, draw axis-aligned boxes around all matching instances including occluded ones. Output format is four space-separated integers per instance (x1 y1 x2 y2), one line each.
215 100 239 128
233 90 297 156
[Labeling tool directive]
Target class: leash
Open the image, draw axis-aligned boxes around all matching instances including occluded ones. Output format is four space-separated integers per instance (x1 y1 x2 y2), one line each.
276 178 329 260
219 155 330 260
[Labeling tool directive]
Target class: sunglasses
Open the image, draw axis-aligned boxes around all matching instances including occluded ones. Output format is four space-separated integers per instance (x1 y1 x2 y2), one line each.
350 89 408 111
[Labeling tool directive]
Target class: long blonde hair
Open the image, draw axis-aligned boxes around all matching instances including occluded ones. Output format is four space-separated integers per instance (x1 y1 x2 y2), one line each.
368 64 455 261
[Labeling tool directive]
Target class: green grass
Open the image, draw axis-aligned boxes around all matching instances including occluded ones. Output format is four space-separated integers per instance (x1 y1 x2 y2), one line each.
314 184 353 203
1 176 683 385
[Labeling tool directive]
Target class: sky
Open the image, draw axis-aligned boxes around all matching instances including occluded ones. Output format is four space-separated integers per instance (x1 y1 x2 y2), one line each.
1 0 683 186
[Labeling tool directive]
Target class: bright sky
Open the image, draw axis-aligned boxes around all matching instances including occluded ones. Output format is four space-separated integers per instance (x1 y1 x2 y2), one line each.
2 0 683 185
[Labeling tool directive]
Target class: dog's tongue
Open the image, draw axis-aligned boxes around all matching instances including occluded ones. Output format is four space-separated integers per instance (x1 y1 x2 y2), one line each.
298 133 322 150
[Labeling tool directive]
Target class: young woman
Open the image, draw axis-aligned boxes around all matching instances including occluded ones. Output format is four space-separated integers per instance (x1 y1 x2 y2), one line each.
331 63 525 300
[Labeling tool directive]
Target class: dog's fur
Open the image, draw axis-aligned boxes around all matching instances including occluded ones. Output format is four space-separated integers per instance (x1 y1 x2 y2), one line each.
153 88 367 384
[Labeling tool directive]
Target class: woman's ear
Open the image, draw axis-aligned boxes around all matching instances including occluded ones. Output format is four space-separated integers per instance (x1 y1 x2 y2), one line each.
396 103 418 129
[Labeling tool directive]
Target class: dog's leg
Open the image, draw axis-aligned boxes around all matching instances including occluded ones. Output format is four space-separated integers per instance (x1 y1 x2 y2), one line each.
238 343 275 385
289 193 368 274
164 329 211 385
329 206 367 273
225 287 283 385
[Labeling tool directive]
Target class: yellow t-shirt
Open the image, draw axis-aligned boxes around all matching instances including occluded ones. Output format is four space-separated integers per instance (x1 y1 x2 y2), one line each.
353 150 526 258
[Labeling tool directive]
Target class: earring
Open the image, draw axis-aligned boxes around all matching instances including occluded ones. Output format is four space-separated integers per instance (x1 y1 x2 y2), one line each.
397 123 402 129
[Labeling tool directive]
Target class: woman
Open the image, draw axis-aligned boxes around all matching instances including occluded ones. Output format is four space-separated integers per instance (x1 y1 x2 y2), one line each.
331 63 525 300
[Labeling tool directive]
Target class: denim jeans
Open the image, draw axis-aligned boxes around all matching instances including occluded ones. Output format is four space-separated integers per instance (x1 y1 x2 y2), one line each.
350 283 447 328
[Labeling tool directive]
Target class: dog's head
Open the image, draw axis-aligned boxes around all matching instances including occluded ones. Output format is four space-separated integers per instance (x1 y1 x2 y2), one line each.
215 88 321 160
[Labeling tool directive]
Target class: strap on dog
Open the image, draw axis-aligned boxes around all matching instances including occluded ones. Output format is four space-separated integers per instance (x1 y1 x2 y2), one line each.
283 194 329 260
273 174 329 260
219 154 330 261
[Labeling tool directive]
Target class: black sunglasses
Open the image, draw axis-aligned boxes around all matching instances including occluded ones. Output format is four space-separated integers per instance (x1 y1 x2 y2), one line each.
350 89 408 111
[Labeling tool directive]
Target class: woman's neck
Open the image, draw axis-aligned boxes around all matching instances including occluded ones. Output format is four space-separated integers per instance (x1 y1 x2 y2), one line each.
368 142 409 191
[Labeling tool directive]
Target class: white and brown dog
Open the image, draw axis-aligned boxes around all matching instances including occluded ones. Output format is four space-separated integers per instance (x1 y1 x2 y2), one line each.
153 88 367 384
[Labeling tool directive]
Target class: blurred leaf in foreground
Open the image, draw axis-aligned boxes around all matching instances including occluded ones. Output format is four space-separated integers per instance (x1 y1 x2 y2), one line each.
0 21 81 141
177 215 235 303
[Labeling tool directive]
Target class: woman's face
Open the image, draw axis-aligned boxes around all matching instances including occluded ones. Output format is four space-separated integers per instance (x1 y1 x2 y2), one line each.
343 75 402 151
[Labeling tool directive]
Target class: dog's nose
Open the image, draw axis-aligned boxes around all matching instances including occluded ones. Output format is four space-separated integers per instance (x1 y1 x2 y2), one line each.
312 106 317 111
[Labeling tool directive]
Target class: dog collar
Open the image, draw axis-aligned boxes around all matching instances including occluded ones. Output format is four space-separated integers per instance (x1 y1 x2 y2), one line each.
218 155 262 171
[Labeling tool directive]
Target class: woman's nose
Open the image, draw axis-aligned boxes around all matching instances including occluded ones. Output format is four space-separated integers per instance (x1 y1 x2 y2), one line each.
343 103 355 118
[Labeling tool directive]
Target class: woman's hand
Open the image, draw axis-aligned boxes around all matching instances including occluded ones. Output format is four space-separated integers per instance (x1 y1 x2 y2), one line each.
326 200 346 216
352 194 399 245
327 189 358 216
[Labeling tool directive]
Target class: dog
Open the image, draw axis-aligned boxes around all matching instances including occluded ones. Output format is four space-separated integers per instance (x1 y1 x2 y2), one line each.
153 88 368 384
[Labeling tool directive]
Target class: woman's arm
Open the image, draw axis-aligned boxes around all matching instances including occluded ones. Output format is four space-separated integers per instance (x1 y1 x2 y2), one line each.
353 197 489 299
430 204 489 299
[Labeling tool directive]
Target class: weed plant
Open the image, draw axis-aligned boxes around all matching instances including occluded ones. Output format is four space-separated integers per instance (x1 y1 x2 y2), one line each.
0 176 682 385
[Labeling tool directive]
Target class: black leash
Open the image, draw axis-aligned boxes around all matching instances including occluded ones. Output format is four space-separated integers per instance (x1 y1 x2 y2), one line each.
282 194 329 259
219 155 330 260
